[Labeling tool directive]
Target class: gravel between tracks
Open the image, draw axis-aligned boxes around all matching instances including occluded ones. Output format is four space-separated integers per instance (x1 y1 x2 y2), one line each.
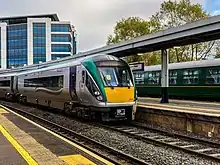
3 101 220 165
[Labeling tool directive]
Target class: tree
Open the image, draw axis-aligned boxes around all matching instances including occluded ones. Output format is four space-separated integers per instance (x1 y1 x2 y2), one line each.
107 17 150 44
150 0 214 63
107 17 156 63
107 0 213 65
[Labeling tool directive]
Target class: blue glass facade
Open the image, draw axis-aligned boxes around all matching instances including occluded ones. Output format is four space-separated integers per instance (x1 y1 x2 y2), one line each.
7 24 27 68
51 24 70 32
51 34 71 42
33 23 46 64
0 14 77 69
51 44 71 52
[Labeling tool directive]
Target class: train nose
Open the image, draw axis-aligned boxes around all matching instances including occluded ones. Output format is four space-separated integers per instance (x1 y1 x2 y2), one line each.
104 87 134 103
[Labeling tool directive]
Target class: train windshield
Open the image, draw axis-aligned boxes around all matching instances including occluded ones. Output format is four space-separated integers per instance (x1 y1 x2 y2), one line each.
98 67 133 87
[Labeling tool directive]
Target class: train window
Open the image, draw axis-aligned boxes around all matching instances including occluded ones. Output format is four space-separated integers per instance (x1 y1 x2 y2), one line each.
169 71 177 85
0 80 10 87
24 76 64 88
86 74 96 94
183 71 188 75
206 69 220 85
133 72 145 84
183 69 199 85
148 72 160 85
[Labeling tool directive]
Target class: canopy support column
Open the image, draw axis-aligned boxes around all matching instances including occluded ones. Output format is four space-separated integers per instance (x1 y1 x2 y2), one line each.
160 49 169 103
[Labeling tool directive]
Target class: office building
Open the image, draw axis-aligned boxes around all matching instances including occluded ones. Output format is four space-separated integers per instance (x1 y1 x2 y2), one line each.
0 14 76 69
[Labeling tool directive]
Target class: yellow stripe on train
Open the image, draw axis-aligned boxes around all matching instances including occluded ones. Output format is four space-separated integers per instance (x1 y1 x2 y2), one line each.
104 87 134 103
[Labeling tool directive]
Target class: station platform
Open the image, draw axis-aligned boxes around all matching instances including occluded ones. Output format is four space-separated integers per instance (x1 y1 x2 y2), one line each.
0 106 113 165
136 97 220 138
138 97 220 116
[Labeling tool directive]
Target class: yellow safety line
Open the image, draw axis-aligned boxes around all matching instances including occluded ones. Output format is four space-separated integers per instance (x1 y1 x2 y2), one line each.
0 125 38 165
0 105 114 165
59 154 96 165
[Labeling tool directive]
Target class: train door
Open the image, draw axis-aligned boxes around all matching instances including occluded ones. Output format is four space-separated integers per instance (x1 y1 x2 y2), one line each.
76 66 90 104
69 66 77 101
13 76 18 94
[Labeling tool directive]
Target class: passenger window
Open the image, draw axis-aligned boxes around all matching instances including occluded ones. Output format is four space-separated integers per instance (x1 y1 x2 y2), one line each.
169 71 178 85
206 68 220 85
183 69 199 85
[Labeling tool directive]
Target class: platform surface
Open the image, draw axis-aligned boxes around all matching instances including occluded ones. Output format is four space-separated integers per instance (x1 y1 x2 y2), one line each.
138 97 220 117
0 106 113 165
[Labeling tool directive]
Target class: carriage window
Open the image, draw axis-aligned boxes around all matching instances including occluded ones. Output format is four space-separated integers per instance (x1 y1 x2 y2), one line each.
24 75 63 88
148 72 160 84
134 72 145 84
183 69 199 85
206 68 220 85
0 80 10 87
169 71 178 85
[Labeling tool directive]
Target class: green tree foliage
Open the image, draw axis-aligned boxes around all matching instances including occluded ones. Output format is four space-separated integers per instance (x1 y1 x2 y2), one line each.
107 0 215 65
150 0 213 63
107 17 150 44
107 17 156 63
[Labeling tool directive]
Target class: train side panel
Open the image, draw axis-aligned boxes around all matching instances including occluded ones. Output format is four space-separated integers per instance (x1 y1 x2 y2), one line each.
18 66 72 110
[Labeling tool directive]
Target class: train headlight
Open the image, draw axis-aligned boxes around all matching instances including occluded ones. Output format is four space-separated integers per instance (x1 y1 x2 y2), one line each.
94 91 100 96
96 95 103 101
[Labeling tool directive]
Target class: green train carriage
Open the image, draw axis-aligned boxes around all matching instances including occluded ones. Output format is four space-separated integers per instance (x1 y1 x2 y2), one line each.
133 59 220 100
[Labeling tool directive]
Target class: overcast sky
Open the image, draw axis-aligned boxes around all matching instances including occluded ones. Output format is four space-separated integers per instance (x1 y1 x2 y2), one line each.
0 0 216 52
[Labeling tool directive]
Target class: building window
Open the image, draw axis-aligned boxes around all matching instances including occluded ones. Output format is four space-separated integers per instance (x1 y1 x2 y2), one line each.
206 68 220 85
148 72 160 84
183 69 199 85
33 23 46 36
24 75 63 88
51 24 70 32
51 34 71 42
7 24 28 68
169 71 178 85
33 23 46 64
134 72 145 84
51 44 71 52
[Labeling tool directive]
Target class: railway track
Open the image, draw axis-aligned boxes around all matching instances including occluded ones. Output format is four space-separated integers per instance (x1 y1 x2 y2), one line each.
95 121 220 162
2 101 220 164
2 103 149 165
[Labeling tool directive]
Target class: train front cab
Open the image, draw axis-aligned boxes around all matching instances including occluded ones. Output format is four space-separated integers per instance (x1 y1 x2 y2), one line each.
82 57 137 121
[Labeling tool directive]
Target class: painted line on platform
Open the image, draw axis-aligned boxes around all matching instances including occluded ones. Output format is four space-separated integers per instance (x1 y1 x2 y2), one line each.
59 154 96 165
0 124 38 165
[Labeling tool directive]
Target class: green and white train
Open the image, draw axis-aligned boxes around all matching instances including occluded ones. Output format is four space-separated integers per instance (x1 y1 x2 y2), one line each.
133 58 220 100
0 54 137 121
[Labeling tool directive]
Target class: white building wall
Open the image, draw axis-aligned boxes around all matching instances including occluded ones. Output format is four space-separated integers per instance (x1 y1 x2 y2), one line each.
27 18 51 65
0 22 7 69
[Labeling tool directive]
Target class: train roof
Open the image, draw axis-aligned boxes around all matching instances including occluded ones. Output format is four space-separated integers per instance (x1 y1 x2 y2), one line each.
0 54 123 77
144 58 220 71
